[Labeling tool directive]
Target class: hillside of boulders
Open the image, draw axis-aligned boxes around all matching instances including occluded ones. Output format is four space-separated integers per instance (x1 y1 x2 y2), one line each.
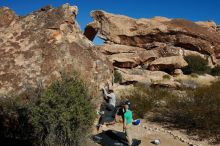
85 10 220 89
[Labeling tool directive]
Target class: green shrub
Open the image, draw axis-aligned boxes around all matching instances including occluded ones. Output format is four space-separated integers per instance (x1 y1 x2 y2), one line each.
0 74 95 146
211 66 220 76
30 75 96 146
114 70 122 83
182 55 211 75
163 75 171 80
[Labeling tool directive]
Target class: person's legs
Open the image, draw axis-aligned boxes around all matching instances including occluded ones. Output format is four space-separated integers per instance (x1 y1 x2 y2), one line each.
125 126 132 146
97 110 114 129
98 115 104 125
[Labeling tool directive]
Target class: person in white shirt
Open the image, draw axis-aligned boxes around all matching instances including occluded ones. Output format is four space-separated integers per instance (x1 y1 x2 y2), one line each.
96 87 117 131
102 87 116 110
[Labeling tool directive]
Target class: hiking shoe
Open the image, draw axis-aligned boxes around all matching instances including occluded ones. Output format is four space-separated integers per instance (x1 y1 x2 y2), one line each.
96 111 104 115
96 124 102 132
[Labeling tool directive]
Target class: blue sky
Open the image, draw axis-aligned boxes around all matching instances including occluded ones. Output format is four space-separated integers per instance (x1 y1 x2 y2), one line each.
1 0 220 44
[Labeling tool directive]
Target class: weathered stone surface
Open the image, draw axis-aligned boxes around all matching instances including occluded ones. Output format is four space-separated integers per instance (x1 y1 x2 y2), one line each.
109 53 142 68
86 11 220 62
174 69 183 75
183 50 206 58
196 21 217 30
83 10 220 88
96 44 146 68
116 68 171 84
0 7 17 27
0 4 113 95
95 44 146 54
148 56 188 72
217 26 220 33
95 44 185 69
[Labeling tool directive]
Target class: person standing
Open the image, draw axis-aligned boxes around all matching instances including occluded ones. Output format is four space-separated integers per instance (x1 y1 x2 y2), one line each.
123 104 133 146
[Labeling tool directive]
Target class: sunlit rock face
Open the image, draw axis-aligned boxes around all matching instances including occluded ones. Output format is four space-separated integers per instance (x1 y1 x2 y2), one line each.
85 10 220 85
0 4 113 96
86 11 220 59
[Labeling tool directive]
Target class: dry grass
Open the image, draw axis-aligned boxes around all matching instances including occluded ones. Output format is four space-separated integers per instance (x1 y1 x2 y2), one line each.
121 80 220 143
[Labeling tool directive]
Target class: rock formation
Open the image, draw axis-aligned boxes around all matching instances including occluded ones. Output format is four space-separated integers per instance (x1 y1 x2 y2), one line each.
86 11 220 59
85 10 220 86
1 4 220 94
0 4 113 96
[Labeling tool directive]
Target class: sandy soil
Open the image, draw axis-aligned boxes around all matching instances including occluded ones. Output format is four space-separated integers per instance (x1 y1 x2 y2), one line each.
89 120 215 146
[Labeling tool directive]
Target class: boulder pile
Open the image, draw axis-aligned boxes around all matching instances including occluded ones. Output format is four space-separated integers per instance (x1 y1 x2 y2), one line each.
85 11 220 85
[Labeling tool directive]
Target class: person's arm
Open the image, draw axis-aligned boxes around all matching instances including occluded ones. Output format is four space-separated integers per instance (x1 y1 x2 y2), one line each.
123 114 126 131
123 119 126 131
102 87 112 100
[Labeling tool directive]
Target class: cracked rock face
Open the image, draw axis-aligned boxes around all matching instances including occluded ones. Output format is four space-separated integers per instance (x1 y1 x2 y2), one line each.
85 10 220 60
0 4 113 95
85 10 220 86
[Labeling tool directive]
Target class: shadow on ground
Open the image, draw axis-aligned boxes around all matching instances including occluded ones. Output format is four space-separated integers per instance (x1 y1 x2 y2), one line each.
92 130 141 146
0 138 33 146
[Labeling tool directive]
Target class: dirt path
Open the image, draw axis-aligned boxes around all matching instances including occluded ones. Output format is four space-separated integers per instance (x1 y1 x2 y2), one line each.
90 120 214 146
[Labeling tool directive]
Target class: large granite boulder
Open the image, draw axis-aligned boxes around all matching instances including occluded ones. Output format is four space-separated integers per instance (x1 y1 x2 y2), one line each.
95 43 184 69
0 4 113 96
84 10 220 88
85 11 220 63
148 56 188 72
116 68 171 84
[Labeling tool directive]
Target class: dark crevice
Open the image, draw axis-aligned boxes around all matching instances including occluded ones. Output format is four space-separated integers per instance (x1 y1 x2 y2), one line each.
84 25 98 41
174 43 199 52
102 51 135 55
113 61 138 69
174 43 210 55
120 81 138 85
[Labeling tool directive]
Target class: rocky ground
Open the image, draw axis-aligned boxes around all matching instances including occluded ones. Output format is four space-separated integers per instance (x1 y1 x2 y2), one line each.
89 120 214 146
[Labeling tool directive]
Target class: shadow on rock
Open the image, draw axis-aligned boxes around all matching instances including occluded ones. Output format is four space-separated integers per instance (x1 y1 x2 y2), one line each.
92 130 141 146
